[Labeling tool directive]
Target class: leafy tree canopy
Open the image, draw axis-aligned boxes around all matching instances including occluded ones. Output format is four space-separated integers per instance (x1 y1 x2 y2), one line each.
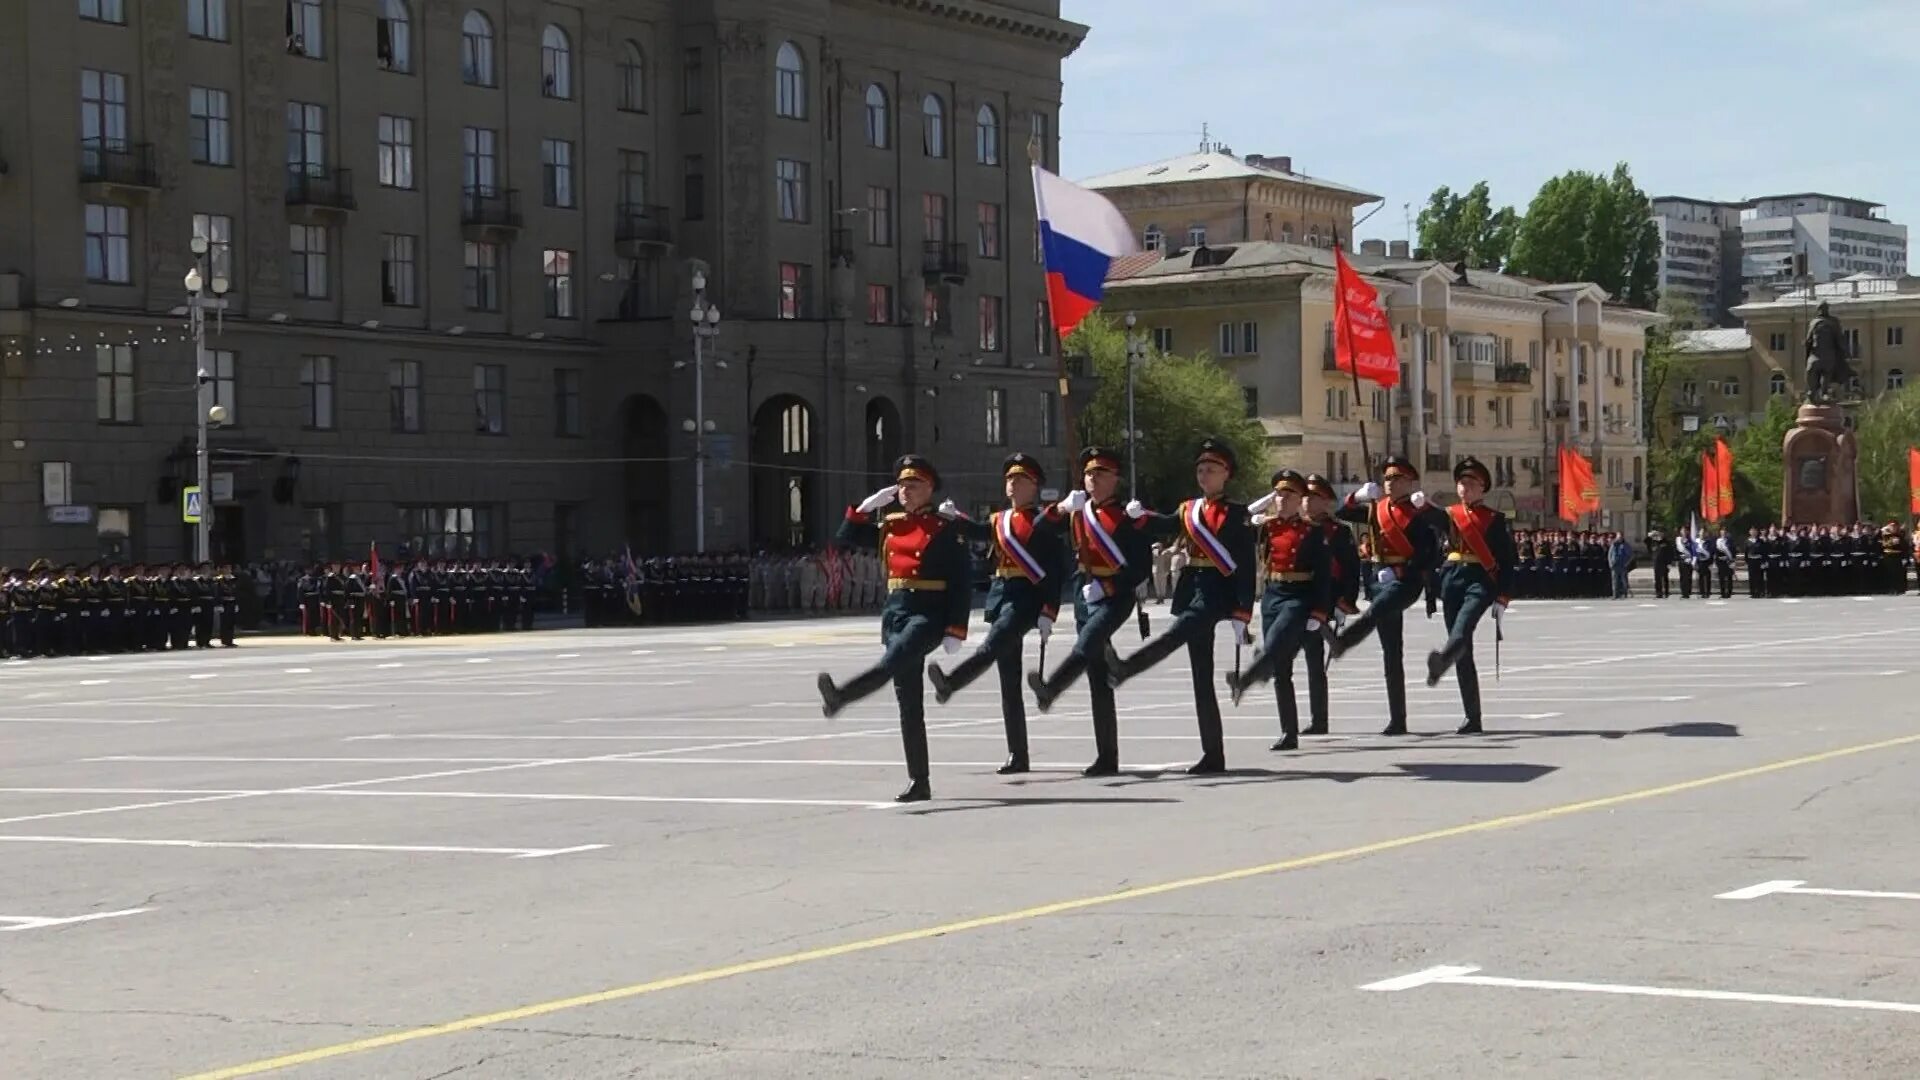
1508 163 1661 309
1414 181 1520 271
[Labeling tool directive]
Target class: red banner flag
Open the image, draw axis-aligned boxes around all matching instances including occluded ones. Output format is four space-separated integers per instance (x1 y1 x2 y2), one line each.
1714 437 1735 519
1699 451 1721 522
1558 446 1600 521
1909 447 1920 515
1333 246 1400 388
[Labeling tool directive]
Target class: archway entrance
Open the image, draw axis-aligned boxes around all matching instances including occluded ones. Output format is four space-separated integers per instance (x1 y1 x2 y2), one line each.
751 395 818 550
623 395 670 554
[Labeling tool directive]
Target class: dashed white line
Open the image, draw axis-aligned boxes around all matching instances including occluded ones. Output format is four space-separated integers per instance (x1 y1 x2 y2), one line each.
466 658 492 664
79 679 111 686
187 673 219 680
285 668 313 674
377 662 405 669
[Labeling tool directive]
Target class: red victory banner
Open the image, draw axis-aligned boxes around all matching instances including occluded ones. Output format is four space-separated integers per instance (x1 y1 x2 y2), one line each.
1333 246 1400 388
1558 446 1600 522
1698 450 1720 522
1714 437 1735 519
1909 447 1920 514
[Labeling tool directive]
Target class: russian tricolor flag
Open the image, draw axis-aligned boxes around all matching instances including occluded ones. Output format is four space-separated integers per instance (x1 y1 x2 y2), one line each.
1033 165 1139 343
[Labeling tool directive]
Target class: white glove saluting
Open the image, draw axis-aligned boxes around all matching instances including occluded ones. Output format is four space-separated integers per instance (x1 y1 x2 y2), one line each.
1060 489 1090 513
1250 512 1271 526
1409 490 1429 509
1247 492 1278 516
857 485 898 514
942 635 964 654
1353 481 1383 504
1125 499 1148 519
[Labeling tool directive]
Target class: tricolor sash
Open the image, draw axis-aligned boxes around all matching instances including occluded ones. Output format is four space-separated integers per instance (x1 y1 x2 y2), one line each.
1376 500 1417 560
1182 499 1238 574
995 508 1048 581
1448 503 1500 582
1080 504 1128 568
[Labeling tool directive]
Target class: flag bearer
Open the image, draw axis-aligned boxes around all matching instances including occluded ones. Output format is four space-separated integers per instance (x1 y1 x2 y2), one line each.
1424 458 1517 735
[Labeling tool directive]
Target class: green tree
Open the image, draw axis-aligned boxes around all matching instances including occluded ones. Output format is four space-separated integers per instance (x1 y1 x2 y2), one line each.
1854 383 1920 523
1507 163 1661 309
1067 314 1268 505
1414 181 1520 270
1648 400 1793 534
1641 297 1700 452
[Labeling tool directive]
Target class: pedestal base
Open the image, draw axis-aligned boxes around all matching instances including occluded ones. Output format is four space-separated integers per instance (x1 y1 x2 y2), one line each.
1781 404 1858 525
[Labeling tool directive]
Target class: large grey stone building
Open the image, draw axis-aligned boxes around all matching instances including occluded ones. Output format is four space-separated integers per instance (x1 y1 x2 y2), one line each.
0 0 1087 566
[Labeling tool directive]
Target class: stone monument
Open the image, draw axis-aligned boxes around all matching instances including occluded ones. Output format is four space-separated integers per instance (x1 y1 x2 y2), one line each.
1782 298 1860 525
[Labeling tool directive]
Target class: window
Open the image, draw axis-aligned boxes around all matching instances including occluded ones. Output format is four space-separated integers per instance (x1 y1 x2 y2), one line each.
461 10 494 86
615 150 650 208
1889 368 1906 391
191 213 233 281
188 0 229 39
299 355 335 429
975 103 1000 165
779 263 809 319
95 344 134 423
541 25 572 98
1041 391 1059 447
389 359 421 433
1243 386 1259 418
473 364 506 434
1241 321 1258 354
775 42 806 119
776 158 808 222
80 69 128 156
978 295 1002 352
1035 301 1053 356
1723 375 1741 397
542 249 576 318
1280 223 1293 244
1307 225 1321 248
84 203 131 283
1217 322 1238 357
1188 224 1207 247
377 114 414 188
683 154 706 220
80 0 125 22
1030 111 1051 169
1843 328 1861 358
206 349 237 425
381 233 417 306
461 126 496 193
97 506 134 562
619 41 647 112
866 186 893 245
922 287 945 332
922 192 947 243
682 47 704 112
1152 327 1174 353
288 0 323 57
976 202 1000 259
986 388 1006 446
463 241 499 311
922 94 946 157
541 138 575 208
1144 225 1164 252
289 224 328 298
864 84 889 148
399 506 493 558
376 0 410 72
188 87 232 165
1770 371 1788 396
1889 326 1905 347
554 368 582 437
865 284 892 325
1768 331 1787 351
286 101 326 174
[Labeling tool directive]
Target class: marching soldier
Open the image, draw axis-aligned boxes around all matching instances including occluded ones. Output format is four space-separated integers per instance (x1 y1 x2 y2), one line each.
1026 446 1155 777
1225 468 1331 751
1424 458 1516 735
322 562 349 641
1302 474 1358 736
1328 456 1445 736
1107 439 1256 774
927 453 1067 775
215 562 240 646
816 454 973 803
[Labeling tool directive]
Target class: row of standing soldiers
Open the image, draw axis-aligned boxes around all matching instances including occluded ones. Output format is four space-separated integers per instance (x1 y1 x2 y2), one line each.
1503 531 1625 600
577 554 752 627
1 561 240 657
296 560 539 640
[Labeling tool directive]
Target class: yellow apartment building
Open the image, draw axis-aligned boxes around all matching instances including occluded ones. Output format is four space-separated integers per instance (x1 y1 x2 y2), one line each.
1082 144 1379 254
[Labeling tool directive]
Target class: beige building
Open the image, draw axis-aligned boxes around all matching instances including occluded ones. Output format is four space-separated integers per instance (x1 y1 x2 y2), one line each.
1082 144 1379 255
0 0 1086 565
1105 243 1660 534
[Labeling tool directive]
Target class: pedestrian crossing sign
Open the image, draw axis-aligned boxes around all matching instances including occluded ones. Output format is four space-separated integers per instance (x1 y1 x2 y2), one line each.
182 486 203 524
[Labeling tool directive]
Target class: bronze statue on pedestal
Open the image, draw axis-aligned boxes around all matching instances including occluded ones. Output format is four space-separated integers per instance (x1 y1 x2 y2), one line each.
1804 301 1857 405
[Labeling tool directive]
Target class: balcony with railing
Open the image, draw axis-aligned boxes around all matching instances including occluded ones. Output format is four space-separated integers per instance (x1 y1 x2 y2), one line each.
922 240 968 282
1550 399 1573 418
1495 362 1532 386
79 140 160 196
461 187 522 241
285 167 357 216
614 203 672 255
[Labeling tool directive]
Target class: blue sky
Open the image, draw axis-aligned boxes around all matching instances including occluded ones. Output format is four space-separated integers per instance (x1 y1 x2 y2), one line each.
1059 0 1920 244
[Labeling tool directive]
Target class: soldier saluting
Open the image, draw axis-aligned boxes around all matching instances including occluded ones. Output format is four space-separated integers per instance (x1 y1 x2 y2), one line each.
927 453 1067 775
1226 469 1332 752
1301 473 1357 736
1328 456 1446 736
816 454 973 803
1424 458 1516 735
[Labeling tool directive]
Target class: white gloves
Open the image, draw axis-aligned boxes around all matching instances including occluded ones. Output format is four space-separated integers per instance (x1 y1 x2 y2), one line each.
857 486 898 514
1409 490 1428 509
942 635 963 654
1250 512 1270 526
1060 489 1090 513
1037 616 1054 640
1492 603 1508 622
1306 617 1323 633
1375 567 1397 585
1080 581 1107 605
1125 499 1148 519
1333 609 1349 630
1247 492 1277 516
1230 617 1250 644
1353 482 1382 504
937 499 960 519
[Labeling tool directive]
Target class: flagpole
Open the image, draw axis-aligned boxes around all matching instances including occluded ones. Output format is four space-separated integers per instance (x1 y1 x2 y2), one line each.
1333 238 1380 556
1030 153 1081 473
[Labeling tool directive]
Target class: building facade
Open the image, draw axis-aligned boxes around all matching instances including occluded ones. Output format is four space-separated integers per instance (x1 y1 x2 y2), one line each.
1651 196 1747 327
1081 145 1379 257
1105 244 1658 535
1658 328 1757 448
0 0 1086 566
1740 193 1907 290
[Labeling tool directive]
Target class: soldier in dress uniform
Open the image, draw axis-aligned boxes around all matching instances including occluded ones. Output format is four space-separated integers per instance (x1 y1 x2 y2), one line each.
927 453 1067 775
215 562 240 646
1302 474 1357 736
1879 523 1910 595
816 454 974 803
1745 528 1767 598
1225 469 1331 752
1328 456 1446 736
1026 446 1155 776
1647 529 1671 598
1424 458 1517 735
34 562 62 656
1712 528 1736 599
1107 439 1256 774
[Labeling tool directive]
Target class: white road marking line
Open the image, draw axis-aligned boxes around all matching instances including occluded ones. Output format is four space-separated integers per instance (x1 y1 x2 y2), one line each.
0 908 152 933
0 792 264 826
703 646 727 652
79 679 111 686
0 787 260 796
630 649 653 656
1361 963 1920 1016
0 717 169 726
297 790 895 810
187 673 220 680
466 658 492 664
377 662 405 669
1717 880 1920 903
285 668 313 674
88 756 556 765
555 653 581 659
0 835 605 859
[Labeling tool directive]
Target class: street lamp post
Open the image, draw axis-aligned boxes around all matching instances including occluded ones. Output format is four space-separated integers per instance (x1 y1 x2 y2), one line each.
1123 311 1147 491
685 271 722 553
184 237 230 565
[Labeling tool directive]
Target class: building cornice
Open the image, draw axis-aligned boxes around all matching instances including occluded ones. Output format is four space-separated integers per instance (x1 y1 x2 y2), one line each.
867 0 1089 53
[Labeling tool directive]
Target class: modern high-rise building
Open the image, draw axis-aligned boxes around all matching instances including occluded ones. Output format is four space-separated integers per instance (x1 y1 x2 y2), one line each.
1650 196 1747 326
0 0 1087 566
1739 193 1907 289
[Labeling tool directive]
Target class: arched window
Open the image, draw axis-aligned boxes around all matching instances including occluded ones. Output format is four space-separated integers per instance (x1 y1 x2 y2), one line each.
619 41 646 112
863 84 889 148
975 103 1000 165
922 94 945 158
1143 224 1163 252
541 25 572 99
1888 368 1905 390
1769 371 1787 395
461 10 494 87
377 0 411 73
775 42 806 119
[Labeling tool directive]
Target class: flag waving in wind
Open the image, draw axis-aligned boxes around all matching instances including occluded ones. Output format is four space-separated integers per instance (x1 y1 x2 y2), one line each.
1714 437 1735 519
1032 166 1138 343
1909 447 1920 514
1558 446 1600 522
1333 246 1400 388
